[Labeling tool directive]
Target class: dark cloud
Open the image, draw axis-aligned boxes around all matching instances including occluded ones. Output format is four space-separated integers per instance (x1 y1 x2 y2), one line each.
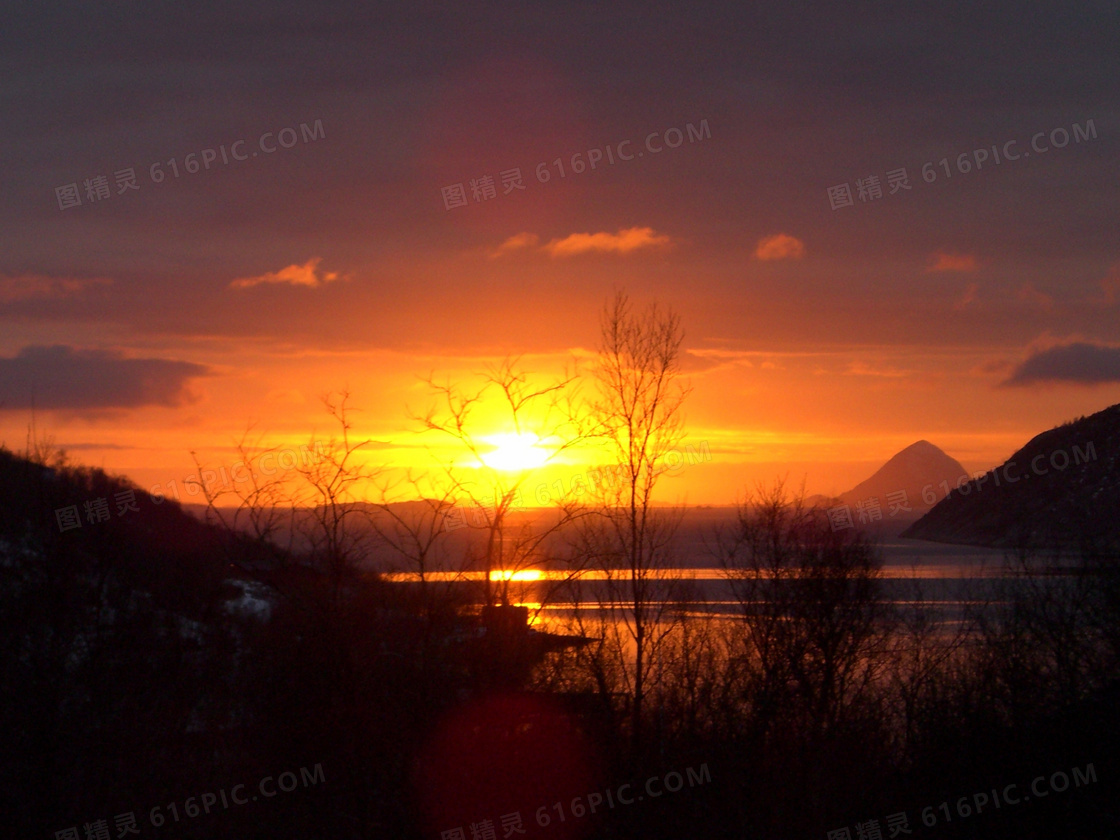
1002 342 1120 386
0 346 210 410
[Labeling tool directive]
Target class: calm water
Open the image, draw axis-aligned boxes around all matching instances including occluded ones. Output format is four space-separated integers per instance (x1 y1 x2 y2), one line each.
384 539 1023 631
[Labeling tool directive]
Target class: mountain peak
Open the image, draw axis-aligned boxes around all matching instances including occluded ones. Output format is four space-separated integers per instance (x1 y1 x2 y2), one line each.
904 439 938 452
839 440 969 515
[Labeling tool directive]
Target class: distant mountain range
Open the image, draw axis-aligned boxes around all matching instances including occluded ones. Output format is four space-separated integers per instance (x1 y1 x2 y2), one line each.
903 403 1120 550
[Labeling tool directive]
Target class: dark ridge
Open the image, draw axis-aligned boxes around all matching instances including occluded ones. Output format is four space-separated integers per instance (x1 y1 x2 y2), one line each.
901 403 1120 551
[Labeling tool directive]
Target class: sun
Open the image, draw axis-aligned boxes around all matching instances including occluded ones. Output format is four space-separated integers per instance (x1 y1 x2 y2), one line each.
489 569 543 582
480 432 551 472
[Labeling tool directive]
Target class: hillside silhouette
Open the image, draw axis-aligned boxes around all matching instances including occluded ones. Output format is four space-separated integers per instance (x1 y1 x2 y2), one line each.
903 402 1120 550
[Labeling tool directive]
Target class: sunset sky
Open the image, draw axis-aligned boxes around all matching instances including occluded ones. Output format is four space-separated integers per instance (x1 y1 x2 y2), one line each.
2 2 1118 504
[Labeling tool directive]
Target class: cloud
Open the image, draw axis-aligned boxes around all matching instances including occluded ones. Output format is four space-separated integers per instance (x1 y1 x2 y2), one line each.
0 346 210 410
490 232 541 258
229 258 340 289
491 228 673 258
753 233 805 261
0 274 112 303
927 252 978 273
544 227 672 257
1002 341 1120 386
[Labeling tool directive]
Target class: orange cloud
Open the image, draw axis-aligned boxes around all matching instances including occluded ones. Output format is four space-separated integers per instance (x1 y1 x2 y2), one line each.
490 227 672 258
927 252 978 273
229 258 340 289
542 227 672 257
753 233 805 261
490 232 541 258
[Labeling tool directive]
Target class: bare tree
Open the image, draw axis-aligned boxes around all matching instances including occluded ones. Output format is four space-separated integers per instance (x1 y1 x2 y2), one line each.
652 595 740 749
718 479 888 740
970 543 1113 727
415 356 589 613
367 469 466 624
295 390 381 608
186 398 380 617
882 571 974 759
23 404 68 470
584 290 691 754
187 425 296 566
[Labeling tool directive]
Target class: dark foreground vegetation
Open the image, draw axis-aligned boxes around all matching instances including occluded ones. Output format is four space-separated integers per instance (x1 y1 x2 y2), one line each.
2 443 1118 840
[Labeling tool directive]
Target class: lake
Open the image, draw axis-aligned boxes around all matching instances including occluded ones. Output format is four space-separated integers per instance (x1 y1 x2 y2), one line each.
382 536 1022 632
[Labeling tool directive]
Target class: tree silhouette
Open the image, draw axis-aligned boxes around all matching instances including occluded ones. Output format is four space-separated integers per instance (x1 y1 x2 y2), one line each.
584 290 691 756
